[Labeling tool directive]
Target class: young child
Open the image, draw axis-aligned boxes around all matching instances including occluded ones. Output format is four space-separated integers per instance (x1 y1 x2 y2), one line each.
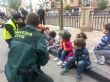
61 38 91 82
48 31 56 46
44 27 50 41
53 31 73 66
48 31 62 51
37 24 45 33
94 23 110 65
76 32 87 40
55 32 63 45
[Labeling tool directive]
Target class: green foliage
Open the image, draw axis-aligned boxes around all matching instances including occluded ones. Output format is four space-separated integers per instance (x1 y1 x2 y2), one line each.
98 0 108 10
7 0 21 10
64 5 72 11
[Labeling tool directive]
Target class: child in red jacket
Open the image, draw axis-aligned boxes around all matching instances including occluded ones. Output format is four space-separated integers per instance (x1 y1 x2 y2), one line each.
53 31 74 66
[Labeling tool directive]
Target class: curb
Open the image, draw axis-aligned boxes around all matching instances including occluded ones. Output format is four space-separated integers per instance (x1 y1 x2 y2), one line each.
49 49 110 82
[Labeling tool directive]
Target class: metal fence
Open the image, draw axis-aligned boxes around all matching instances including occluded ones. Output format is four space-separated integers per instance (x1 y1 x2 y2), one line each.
45 15 60 26
90 11 110 31
63 16 80 28
45 15 81 28
45 11 110 31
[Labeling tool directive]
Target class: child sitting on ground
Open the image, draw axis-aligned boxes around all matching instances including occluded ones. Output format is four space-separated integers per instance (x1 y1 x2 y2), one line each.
61 38 91 82
53 31 74 66
48 31 62 51
37 24 51 43
61 32 87 68
48 31 56 50
44 27 51 41
93 23 110 65
76 32 87 40
37 24 45 33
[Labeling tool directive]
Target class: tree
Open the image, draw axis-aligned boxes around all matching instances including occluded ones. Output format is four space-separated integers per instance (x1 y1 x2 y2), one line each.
7 0 21 10
98 0 108 10
1 0 7 4
64 5 72 11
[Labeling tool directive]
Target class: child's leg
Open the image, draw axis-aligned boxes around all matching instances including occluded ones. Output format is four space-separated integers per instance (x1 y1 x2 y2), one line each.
60 57 75 75
94 50 110 64
65 57 75 70
94 50 103 60
64 51 74 62
57 48 63 59
48 45 55 51
53 48 63 61
60 51 69 61
77 60 87 79
57 51 68 66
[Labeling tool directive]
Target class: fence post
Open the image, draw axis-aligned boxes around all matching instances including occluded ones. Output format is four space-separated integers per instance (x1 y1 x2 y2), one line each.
80 7 94 32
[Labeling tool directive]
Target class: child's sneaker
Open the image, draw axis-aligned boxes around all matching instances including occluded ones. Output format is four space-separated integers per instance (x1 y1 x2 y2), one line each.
61 62 66 68
95 59 104 65
53 57 59 62
57 60 63 66
63 61 66 66
76 75 82 82
60 70 69 75
86 64 92 69
61 65 65 68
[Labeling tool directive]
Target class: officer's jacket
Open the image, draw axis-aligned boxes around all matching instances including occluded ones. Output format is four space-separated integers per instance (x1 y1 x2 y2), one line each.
5 25 49 81
4 19 18 40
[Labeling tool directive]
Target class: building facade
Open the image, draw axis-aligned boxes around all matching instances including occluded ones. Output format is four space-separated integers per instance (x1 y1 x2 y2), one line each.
91 0 110 8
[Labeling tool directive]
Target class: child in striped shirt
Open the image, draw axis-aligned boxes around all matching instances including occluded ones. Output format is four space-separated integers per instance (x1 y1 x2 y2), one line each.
94 23 110 65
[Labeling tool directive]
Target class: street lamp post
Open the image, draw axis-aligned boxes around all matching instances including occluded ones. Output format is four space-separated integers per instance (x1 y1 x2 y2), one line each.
60 0 63 30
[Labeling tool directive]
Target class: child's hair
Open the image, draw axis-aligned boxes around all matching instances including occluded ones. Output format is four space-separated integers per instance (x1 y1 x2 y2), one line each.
49 31 56 38
74 38 86 48
104 23 110 33
58 31 63 37
44 27 49 30
76 32 87 40
37 24 45 32
62 31 71 41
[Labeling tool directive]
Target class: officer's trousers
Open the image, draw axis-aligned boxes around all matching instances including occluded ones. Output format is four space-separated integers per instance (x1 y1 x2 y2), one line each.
36 70 54 82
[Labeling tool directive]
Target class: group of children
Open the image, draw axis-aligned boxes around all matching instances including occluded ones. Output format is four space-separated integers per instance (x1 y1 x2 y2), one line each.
53 31 91 82
37 23 110 82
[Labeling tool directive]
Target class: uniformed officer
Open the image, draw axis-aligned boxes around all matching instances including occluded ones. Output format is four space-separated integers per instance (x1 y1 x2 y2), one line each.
4 13 22 46
5 13 54 82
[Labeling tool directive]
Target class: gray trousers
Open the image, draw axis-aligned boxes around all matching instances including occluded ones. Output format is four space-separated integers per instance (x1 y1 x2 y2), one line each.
94 50 110 61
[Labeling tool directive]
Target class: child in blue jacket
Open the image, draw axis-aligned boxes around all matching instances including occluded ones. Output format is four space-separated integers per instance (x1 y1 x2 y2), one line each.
61 38 91 82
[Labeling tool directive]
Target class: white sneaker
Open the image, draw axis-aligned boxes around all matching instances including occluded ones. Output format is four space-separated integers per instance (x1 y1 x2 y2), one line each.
53 57 59 62
95 59 104 65
63 61 66 66
57 61 63 66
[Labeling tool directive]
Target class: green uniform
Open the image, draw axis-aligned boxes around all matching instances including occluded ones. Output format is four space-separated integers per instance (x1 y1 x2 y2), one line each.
5 25 53 82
